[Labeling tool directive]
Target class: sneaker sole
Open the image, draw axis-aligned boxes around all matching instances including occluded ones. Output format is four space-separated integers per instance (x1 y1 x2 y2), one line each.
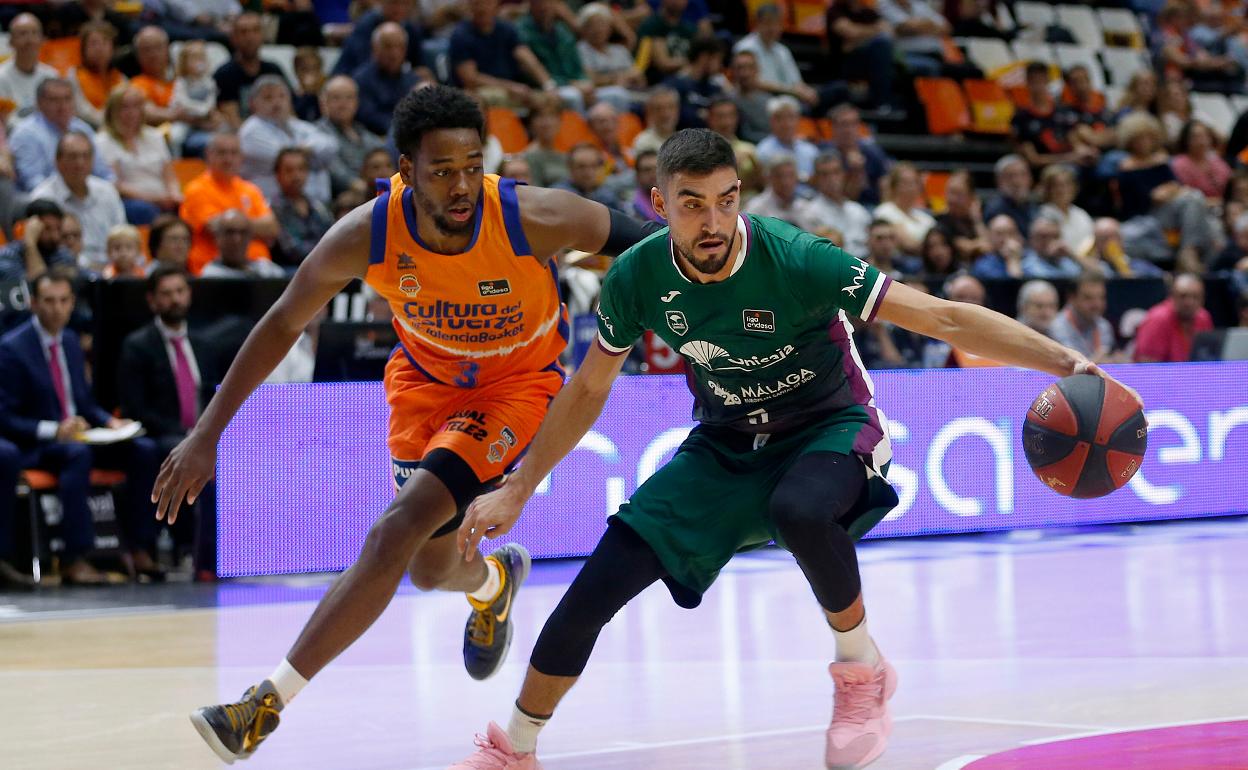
470 544 531 682
189 710 239 765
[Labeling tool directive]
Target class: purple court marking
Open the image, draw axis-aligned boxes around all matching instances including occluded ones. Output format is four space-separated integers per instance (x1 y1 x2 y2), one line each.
964 720 1248 769
216 362 1248 577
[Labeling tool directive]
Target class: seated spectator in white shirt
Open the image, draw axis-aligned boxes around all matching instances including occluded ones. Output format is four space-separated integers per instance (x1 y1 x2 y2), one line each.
872 161 936 256
754 95 818 181
631 87 682 156
0 14 59 126
576 2 645 112
733 4 819 108
239 75 338 205
30 131 126 272
805 150 872 256
96 87 182 226
1036 163 1094 257
10 78 114 192
199 209 286 278
744 154 821 231
1020 214 1087 280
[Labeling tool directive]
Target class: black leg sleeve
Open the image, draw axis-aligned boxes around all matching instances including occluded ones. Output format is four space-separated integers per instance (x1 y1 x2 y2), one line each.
769 451 868 614
529 521 667 677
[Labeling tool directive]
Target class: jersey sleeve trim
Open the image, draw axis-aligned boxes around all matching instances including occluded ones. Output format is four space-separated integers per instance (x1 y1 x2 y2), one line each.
597 334 632 355
863 273 892 323
368 190 391 265
497 177 533 257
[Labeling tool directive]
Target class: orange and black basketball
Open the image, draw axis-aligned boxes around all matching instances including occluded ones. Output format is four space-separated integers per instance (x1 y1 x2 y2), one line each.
1022 374 1147 498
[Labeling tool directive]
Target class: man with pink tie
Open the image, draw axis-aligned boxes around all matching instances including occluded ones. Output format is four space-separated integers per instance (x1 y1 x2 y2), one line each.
0 267 162 584
118 265 220 580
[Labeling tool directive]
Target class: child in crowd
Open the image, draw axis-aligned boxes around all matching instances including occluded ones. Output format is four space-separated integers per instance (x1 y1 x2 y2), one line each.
103 224 147 279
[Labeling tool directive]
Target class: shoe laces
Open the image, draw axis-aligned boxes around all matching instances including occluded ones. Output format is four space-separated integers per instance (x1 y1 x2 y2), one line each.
468 607 496 647
832 672 884 726
222 688 280 751
458 731 515 768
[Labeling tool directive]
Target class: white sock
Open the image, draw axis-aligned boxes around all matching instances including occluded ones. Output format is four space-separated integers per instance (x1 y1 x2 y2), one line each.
506 702 549 754
833 616 880 666
268 658 309 704
467 557 502 603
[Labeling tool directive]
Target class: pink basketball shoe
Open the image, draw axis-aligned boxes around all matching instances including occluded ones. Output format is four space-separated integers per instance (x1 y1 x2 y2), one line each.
447 722 542 770
825 654 898 769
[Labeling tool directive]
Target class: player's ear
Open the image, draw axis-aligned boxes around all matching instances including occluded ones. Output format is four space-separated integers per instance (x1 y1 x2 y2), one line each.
651 186 666 220
398 154 413 186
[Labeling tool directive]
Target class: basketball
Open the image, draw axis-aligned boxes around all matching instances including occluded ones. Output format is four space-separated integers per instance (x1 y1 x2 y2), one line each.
1022 374 1148 498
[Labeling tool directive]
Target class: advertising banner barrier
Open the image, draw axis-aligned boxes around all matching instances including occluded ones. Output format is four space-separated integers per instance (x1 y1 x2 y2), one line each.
217 363 1248 577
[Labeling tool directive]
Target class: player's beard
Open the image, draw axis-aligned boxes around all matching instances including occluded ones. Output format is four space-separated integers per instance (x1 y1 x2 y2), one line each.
674 228 737 277
412 185 477 236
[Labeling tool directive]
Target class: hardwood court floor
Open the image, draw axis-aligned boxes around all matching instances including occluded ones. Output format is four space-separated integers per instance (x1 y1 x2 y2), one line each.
3 517 1247 770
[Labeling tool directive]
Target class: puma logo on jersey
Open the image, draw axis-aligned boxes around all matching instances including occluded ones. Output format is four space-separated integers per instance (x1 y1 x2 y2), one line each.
660 290 681 303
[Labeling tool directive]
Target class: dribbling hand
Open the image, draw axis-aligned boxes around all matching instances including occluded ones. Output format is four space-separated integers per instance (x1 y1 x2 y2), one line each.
1074 360 1145 412
458 476 528 562
152 431 217 524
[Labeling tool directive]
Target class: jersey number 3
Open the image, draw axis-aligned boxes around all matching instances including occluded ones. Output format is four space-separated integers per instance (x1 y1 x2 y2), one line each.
454 361 480 388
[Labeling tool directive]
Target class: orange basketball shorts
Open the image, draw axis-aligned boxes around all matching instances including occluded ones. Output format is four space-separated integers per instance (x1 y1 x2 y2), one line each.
384 346 564 494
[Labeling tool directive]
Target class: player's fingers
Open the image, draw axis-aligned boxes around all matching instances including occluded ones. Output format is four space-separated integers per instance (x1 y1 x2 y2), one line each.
456 511 476 555
152 458 172 504
166 479 189 525
187 476 209 505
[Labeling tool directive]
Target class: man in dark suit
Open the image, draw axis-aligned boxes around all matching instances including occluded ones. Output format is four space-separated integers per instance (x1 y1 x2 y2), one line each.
0 436 36 589
118 265 219 579
0 268 162 584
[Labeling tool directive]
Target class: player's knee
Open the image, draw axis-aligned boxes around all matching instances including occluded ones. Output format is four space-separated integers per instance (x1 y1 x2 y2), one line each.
769 488 832 540
360 504 422 568
407 562 449 591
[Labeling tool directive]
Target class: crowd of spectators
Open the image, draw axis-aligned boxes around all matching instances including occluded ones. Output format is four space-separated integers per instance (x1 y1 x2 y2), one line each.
2 0 1248 588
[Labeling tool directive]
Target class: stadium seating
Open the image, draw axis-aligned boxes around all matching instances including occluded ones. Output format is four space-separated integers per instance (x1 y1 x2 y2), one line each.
1055 5 1102 49
1053 44 1105 91
487 106 528 154
964 37 1014 75
1012 2 1056 32
1191 92 1237 137
1097 8 1146 48
915 77 971 136
1100 47 1150 86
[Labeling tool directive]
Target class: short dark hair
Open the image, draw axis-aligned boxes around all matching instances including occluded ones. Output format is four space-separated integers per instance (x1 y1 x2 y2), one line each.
1074 270 1107 292
148 215 190 258
31 266 76 299
688 36 723 62
1026 60 1049 79
274 146 309 173
868 218 893 232
567 142 602 163
707 96 737 113
634 148 658 167
392 84 485 159
656 128 736 184
25 198 63 219
146 263 190 294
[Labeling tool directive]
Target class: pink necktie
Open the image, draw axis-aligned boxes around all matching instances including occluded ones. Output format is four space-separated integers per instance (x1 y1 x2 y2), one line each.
48 339 69 420
171 335 197 430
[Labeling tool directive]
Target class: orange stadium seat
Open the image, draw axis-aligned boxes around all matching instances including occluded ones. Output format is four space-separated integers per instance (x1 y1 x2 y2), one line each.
554 109 595 153
915 77 971 135
617 111 643 150
963 79 1015 135
924 171 951 213
39 37 81 75
487 106 528 155
170 158 206 190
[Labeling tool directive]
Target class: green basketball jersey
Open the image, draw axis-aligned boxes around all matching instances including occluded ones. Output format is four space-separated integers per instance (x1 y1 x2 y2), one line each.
596 214 894 437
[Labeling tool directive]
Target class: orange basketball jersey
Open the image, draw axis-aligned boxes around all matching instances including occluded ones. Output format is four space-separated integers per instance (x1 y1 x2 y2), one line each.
364 173 569 387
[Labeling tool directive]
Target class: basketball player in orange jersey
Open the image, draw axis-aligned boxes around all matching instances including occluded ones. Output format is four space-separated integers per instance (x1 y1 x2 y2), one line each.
150 85 663 764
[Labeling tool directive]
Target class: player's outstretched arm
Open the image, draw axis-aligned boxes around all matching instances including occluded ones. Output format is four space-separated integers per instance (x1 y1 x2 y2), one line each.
517 185 661 258
876 281 1141 402
457 343 628 559
151 203 373 524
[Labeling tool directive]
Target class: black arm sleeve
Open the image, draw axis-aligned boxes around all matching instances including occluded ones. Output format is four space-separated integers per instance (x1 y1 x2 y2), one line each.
600 208 664 257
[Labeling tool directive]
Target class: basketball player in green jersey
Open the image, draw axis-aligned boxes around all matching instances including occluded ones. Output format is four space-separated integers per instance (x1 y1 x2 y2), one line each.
449 129 1139 770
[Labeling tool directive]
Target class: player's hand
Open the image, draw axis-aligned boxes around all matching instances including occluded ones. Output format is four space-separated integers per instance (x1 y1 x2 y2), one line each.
152 429 217 524
458 476 529 562
1075 360 1144 411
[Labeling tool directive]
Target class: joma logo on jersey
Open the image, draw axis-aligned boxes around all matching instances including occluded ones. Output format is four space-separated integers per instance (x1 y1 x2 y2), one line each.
399 273 421 296
742 309 775 333
665 310 689 336
842 260 868 298
478 279 511 297
680 341 796 372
